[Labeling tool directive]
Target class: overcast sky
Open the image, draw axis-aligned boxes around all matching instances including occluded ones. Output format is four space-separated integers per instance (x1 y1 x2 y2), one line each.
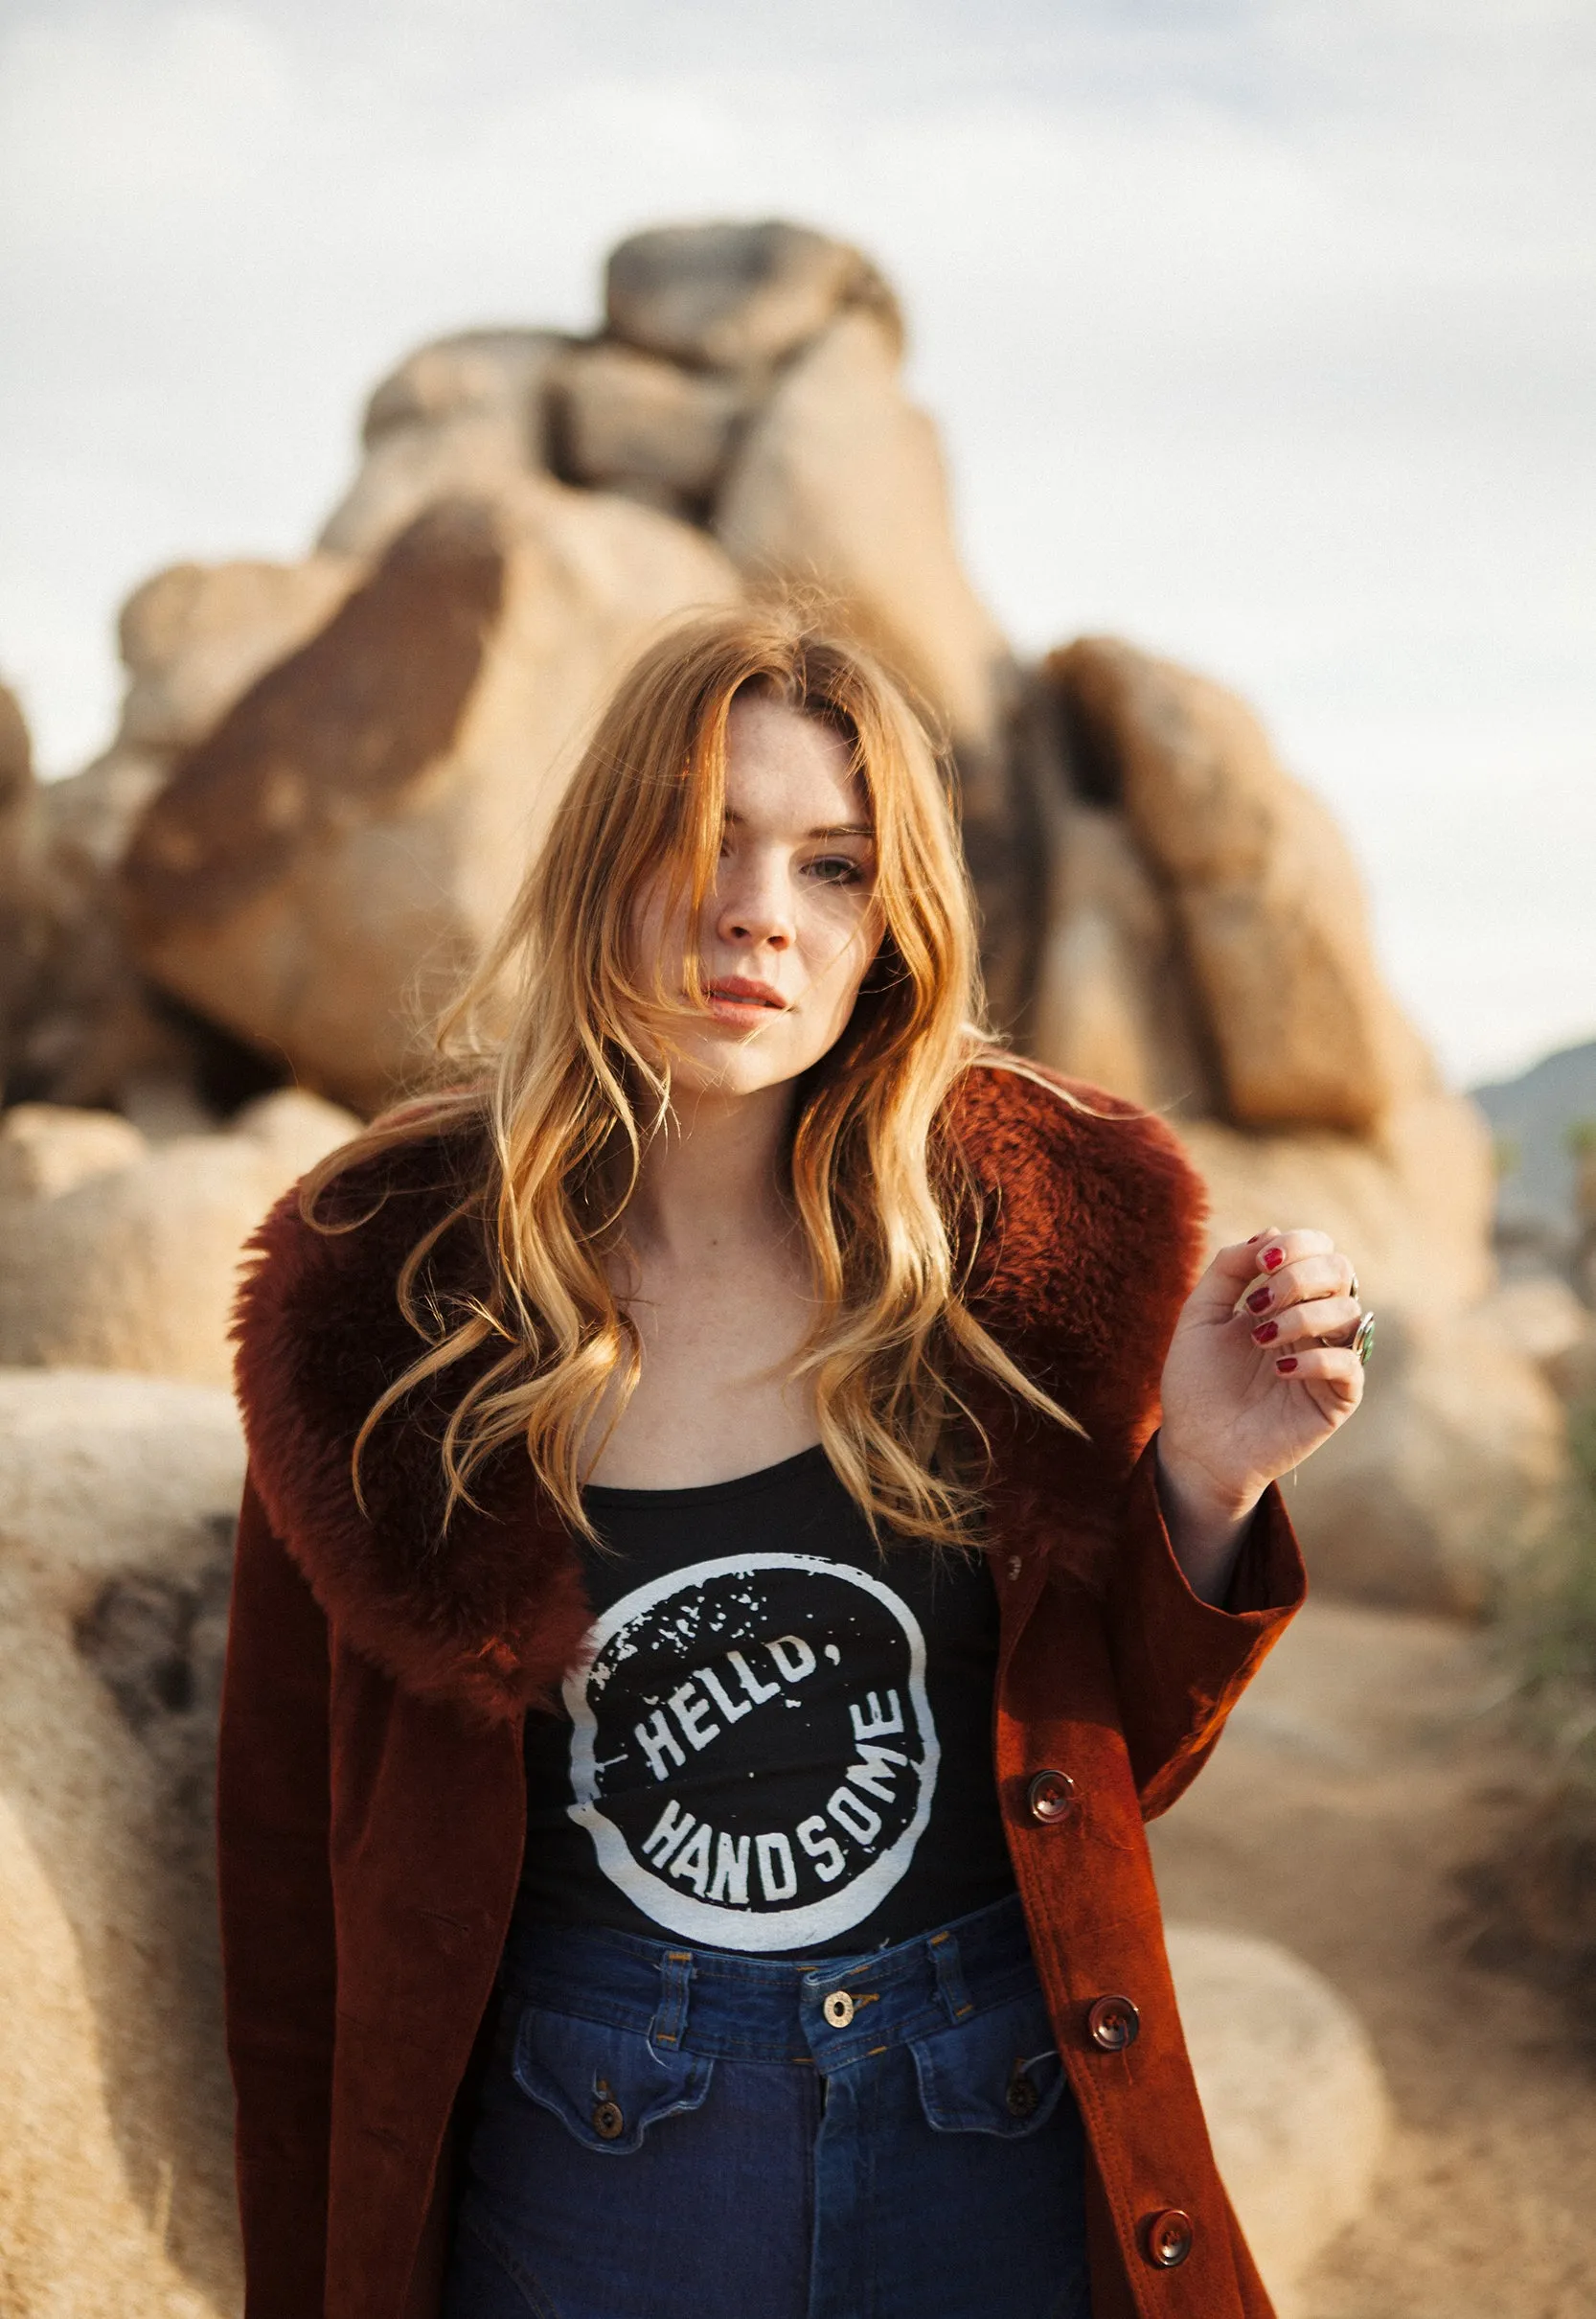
2 0 1592 1085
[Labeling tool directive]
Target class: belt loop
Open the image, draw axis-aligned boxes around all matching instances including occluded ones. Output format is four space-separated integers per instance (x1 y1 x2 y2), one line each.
928 1927 974 2023
649 1948 695 2053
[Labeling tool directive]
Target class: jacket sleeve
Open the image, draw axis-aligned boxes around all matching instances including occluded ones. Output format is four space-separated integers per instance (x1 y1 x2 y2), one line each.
1103 1441 1306 1820
216 1471 336 2318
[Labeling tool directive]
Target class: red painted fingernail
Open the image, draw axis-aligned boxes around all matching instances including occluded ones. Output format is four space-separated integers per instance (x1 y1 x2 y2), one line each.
1246 1286 1273 1314
1275 1356 1299 1373
1261 1246 1285 1272
1252 1320 1279 1344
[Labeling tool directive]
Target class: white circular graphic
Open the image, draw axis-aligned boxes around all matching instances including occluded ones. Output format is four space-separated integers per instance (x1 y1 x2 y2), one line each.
564 1551 940 1949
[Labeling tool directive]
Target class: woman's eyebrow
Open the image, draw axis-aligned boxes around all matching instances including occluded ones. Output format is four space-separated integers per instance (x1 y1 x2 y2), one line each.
721 811 875 839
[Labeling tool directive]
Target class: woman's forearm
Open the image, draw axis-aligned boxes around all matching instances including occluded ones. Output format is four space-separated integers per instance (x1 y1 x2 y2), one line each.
1151 1435 1261 1608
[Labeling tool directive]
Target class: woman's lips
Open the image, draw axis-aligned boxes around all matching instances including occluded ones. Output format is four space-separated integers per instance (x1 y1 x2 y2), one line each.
705 977 788 1023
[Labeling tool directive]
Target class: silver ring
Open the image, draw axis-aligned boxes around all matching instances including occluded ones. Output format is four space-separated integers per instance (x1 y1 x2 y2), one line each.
1326 1308 1376 1359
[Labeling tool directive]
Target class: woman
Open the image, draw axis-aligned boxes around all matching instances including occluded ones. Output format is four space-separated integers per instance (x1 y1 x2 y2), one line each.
219 608 1370 2319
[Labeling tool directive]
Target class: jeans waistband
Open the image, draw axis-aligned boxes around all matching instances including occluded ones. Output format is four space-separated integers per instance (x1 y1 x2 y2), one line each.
495 1893 1039 2068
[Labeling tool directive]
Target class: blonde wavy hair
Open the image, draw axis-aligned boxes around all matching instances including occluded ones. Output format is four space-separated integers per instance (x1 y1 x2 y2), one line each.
303 604 1075 1549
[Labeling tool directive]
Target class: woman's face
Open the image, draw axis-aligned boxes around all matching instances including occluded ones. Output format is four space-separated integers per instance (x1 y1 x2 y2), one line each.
634 691 881 1102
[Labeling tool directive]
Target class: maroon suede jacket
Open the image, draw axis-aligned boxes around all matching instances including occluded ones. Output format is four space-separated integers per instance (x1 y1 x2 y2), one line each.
220 1059 1306 2319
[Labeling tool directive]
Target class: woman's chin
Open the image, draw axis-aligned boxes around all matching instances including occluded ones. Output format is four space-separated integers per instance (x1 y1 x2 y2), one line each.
667 1034 812 1103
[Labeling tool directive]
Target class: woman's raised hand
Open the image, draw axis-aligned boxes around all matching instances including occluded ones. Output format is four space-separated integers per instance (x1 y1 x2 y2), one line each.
1153 1228 1367 1595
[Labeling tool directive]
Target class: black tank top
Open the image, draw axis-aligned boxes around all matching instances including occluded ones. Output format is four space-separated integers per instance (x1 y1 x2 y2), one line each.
517 1444 1018 1958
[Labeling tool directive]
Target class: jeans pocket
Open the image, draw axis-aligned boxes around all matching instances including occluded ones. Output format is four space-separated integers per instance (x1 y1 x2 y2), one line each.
511 2004 715 2156
909 1986 1068 2140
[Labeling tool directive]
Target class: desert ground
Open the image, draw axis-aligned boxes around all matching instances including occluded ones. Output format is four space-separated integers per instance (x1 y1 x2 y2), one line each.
1153 1592 1596 2319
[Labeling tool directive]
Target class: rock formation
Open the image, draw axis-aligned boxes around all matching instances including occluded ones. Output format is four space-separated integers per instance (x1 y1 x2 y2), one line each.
1167 1926 1390 2319
1037 640 1432 1135
1029 641 1568 1609
0 643 295 1128
0 1089 358 1388
0 1369 244 2318
124 486 740 1111
0 682 47 1086
1 217 1565 1614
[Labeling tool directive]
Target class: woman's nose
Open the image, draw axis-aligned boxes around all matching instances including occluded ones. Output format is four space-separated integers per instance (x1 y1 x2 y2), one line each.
715 858 794 949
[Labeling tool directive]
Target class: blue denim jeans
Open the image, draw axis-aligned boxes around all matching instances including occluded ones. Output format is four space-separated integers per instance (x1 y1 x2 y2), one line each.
442 1894 1090 2319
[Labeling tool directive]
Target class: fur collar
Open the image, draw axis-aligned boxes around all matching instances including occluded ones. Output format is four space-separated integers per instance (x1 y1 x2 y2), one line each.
233 1059 1205 1724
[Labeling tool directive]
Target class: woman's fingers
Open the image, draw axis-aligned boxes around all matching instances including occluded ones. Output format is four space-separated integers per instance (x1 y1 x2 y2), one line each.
1265 1343 1366 1401
1209 1227 1304 1284
1246 1293 1361 1350
1230 1247 1356 1323
1162 1223 1371 1507
1203 1228 1333 1306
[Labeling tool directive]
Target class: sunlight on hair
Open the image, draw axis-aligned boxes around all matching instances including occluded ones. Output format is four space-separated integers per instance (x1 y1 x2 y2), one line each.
299 602 1083 1550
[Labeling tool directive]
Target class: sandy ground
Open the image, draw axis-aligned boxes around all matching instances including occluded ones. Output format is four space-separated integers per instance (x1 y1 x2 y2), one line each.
1150 1596 1596 2319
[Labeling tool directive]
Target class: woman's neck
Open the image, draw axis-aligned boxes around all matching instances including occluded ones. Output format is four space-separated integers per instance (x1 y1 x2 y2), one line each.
623 1079 799 1269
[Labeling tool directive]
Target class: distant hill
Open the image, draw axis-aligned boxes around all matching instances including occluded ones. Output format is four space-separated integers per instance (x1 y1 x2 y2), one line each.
1471 1038 1596 1239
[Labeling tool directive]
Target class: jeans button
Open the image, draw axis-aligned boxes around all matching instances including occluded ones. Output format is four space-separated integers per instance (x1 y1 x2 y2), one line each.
591 2098 626 2141
1086 1994 1141 2052
822 1989 856 2029
1005 2062 1041 2118
1026 1769 1077 1824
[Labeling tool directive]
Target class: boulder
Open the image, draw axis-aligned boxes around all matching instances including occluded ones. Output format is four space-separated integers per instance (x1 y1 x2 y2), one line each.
1545 1320 1596 1408
1 680 46 1081
0 1104 146 1201
1474 1273 1594 1383
0 1368 245 2317
117 556 363 755
2 541 359 1114
1166 1925 1390 2318
2 739 199 1114
319 329 568 559
0 1089 358 1387
1181 1092 1499 1319
1277 1306 1567 1614
549 341 749 514
1045 640 1431 1137
604 218 901 372
0 677 29 802
14 742 232 1117
124 483 741 1112
41 746 170 882
0 678 31 898
1026 792 1218 1115
714 310 1013 757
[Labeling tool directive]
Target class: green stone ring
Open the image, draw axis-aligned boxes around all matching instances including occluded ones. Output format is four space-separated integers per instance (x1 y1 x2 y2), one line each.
1351 1312 1376 1366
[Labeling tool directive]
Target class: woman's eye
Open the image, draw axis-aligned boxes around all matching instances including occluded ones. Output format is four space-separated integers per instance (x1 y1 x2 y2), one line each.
807 855 867 886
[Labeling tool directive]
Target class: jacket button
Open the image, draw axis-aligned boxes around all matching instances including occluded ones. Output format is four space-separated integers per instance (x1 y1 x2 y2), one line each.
591 2098 626 2141
1086 1994 1141 2052
1142 2209 1195 2269
1026 1770 1077 1824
